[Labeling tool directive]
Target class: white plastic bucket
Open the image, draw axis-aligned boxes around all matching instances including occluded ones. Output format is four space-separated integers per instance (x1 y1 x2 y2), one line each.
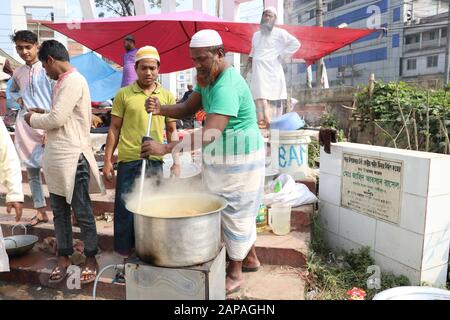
270 130 311 180
268 204 291 236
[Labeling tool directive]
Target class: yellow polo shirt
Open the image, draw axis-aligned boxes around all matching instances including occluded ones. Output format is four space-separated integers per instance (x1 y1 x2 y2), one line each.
112 81 176 163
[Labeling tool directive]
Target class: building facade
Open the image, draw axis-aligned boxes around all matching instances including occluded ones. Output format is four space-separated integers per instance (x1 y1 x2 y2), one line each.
402 12 448 88
0 0 70 62
287 0 448 88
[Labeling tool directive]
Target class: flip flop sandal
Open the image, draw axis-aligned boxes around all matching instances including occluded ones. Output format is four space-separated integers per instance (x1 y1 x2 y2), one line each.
226 285 241 295
26 215 49 228
80 266 97 285
242 265 260 272
48 265 68 284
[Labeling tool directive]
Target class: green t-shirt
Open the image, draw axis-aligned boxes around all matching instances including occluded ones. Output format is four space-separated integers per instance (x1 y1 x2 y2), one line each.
112 81 176 162
195 67 263 156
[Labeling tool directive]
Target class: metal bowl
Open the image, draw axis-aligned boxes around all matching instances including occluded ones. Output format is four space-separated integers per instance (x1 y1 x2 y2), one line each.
4 224 39 257
4 234 38 257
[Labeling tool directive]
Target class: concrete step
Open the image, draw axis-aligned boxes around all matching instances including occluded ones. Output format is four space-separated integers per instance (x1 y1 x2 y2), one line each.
1 203 313 267
291 204 314 231
0 208 114 252
0 182 115 216
0 208 310 300
296 178 317 195
1 251 306 300
0 280 107 300
255 230 309 268
227 265 305 300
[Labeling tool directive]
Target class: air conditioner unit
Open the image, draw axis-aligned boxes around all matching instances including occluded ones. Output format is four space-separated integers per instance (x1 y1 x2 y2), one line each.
336 71 344 77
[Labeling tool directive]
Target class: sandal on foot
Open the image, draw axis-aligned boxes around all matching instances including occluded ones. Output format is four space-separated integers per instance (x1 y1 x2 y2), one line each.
225 276 242 295
80 265 97 285
242 265 260 272
26 215 49 228
226 284 241 295
48 265 68 284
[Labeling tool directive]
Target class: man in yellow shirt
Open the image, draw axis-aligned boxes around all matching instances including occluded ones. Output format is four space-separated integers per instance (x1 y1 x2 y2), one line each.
103 46 179 259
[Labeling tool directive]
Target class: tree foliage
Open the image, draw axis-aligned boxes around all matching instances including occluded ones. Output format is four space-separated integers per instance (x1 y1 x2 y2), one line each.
94 0 164 17
354 81 450 153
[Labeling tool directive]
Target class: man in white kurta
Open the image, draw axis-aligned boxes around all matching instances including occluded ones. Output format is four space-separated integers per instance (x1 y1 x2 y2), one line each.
244 7 300 128
9 30 53 227
25 40 105 285
0 119 24 272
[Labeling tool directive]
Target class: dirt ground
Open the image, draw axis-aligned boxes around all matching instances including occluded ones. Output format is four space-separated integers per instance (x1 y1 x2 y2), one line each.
0 280 106 300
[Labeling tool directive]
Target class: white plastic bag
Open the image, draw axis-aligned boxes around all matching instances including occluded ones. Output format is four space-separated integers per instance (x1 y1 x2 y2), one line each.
263 173 318 207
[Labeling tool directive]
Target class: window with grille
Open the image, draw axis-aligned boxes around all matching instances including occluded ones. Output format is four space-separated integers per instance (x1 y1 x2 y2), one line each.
405 34 420 44
407 59 416 70
427 56 438 68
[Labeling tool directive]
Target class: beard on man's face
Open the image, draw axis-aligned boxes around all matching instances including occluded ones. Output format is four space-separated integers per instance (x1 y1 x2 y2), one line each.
196 60 221 88
260 19 275 33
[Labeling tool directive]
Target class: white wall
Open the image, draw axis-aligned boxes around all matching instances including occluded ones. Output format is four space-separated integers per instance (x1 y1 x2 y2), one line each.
402 52 445 77
7 0 68 62
319 142 450 287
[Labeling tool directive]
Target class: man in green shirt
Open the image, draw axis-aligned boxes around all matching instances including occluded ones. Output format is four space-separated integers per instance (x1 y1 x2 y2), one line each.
141 30 265 294
103 46 179 259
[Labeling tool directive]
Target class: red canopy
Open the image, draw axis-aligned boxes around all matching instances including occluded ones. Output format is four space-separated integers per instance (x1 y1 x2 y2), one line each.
43 10 378 73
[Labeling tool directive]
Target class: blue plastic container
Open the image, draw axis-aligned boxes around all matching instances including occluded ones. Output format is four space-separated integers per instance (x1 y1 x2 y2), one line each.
270 112 305 131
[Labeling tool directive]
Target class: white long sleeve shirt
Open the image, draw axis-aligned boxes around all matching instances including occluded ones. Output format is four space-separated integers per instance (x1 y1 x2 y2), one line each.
0 119 24 203
0 118 24 272
249 27 301 100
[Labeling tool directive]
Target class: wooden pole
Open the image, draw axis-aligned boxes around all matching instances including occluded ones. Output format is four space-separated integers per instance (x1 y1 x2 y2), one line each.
368 73 375 144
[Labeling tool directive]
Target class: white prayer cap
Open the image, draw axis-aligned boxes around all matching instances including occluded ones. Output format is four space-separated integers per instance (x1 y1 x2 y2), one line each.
264 6 278 16
189 29 223 48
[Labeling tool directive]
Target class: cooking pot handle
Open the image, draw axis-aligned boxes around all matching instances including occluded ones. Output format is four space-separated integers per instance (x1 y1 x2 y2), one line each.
4 238 18 248
11 224 27 235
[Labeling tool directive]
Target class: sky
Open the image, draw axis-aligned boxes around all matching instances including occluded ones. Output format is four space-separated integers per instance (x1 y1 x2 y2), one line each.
66 0 263 22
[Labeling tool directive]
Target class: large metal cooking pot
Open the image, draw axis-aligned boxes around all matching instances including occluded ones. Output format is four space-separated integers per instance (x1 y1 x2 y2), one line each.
127 193 227 267
4 224 38 257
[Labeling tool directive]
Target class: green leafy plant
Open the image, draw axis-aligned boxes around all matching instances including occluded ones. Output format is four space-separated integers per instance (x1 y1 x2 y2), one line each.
354 81 450 153
321 112 339 128
305 216 410 300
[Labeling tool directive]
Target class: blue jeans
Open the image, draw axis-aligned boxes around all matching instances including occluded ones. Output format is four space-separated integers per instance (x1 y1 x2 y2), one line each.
26 167 46 209
114 159 162 254
50 154 98 257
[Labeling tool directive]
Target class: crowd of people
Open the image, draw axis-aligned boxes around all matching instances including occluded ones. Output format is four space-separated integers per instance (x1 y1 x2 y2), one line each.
0 6 300 294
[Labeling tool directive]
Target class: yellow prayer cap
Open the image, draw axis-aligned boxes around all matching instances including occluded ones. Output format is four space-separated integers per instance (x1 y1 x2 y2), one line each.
135 46 160 63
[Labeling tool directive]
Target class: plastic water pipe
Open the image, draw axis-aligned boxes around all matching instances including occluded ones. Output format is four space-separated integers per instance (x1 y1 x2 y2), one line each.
92 264 125 300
